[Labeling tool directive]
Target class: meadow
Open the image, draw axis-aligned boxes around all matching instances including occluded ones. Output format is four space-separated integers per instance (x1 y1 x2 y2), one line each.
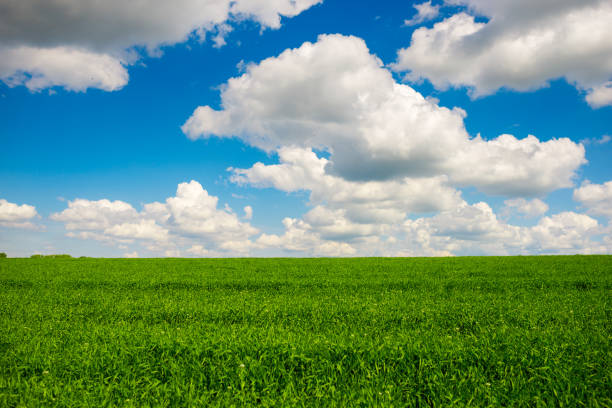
0 256 610 407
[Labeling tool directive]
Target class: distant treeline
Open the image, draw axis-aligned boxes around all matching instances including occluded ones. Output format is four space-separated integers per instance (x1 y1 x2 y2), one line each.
29 254 73 259
0 254 92 259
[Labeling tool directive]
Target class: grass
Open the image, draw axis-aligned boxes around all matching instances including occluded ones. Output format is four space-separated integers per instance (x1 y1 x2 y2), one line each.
0 256 610 407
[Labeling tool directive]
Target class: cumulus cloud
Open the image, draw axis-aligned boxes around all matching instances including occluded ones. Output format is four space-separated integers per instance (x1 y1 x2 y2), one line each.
0 198 39 229
0 0 321 91
106 220 169 242
403 202 525 255
47 179 610 257
448 135 584 196
50 199 139 231
573 181 612 219
184 34 585 197
254 199 609 256
51 180 258 256
230 148 459 256
530 212 602 253
164 180 258 243
586 83 612 108
231 147 463 223
176 34 605 256
404 1 440 26
503 198 549 218
403 202 607 256
186 244 209 257
231 151 607 256
255 215 358 257
0 46 129 91
393 0 612 107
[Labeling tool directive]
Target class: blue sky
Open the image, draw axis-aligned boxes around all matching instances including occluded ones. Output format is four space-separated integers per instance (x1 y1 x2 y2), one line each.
1 0 611 257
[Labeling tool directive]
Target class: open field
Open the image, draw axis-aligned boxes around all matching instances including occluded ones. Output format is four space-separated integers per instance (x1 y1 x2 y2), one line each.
0 256 610 407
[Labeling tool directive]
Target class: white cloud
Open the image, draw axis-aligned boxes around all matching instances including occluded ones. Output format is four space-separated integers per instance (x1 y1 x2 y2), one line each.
232 148 457 255
184 34 585 197
0 198 39 229
105 219 169 241
302 205 387 241
48 179 611 257
230 0 322 29
164 249 182 258
231 147 462 223
448 135 585 196
123 251 139 258
176 34 605 256
404 201 526 255
164 180 258 243
503 198 549 217
586 83 612 108
255 216 358 257
404 1 440 26
0 0 321 92
51 180 258 256
65 231 134 245
580 134 611 146
50 198 139 231
243 205 253 220
530 212 602 253
402 202 607 256
394 1 612 107
0 46 128 92
573 181 612 219
186 244 209 257
255 199 609 256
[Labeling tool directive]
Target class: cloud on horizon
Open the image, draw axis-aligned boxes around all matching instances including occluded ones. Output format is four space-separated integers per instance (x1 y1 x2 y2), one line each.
50 180 258 257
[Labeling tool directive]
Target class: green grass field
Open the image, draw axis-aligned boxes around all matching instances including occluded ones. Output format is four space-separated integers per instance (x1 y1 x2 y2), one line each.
0 256 610 407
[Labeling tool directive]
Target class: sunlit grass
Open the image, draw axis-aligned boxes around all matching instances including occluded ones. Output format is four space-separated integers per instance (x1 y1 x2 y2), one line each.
0 256 610 406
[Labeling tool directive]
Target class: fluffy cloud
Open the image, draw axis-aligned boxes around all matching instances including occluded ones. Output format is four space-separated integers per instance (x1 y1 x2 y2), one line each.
50 198 138 231
529 212 601 253
243 205 253 220
47 179 610 257
164 180 258 243
231 150 607 256
186 244 209 257
503 198 549 218
0 46 129 91
184 34 585 196
573 181 612 219
403 202 525 255
402 203 606 256
255 215 358 257
404 1 440 26
51 180 258 256
0 199 39 229
106 220 169 242
585 83 612 109
394 0 612 107
231 147 459 256
231 146 463 223
0 0 321 91
178 34 603 256
254 200 609 256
